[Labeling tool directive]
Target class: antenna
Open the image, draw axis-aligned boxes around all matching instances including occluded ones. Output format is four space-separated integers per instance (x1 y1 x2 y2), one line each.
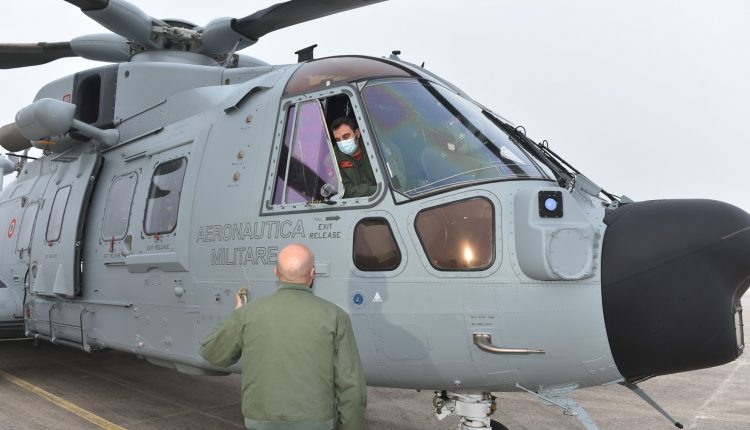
294 44 318 63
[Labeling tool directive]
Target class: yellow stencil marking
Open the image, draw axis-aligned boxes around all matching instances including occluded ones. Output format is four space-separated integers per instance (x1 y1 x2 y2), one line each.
0 369 126 430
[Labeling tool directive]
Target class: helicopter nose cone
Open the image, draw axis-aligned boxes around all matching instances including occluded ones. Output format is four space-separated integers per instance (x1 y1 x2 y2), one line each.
601 199 750 382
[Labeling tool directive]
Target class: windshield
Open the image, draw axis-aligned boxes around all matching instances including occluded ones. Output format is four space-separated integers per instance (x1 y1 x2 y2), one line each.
361 80 548 197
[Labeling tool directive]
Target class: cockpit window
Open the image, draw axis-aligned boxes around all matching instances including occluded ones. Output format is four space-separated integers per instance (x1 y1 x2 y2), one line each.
283 56 413 97
353 217 401 271
273 100 341 205
361 80 548 197
415 197 495 271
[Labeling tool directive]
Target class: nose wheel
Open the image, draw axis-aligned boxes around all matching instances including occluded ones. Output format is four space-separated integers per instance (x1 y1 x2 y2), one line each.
490 420 510 430
433 391 510 430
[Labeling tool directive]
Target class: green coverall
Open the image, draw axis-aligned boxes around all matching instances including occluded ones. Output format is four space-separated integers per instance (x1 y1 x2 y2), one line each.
335 147 377 198
200 283 367 430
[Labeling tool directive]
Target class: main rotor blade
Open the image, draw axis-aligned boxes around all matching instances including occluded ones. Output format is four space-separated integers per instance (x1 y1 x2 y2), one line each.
232 0 387 41
63 0 109 10
64 0 158 48
0 42 77 69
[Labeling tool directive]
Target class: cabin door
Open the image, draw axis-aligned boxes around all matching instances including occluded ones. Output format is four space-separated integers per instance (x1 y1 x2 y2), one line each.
29 152 102 298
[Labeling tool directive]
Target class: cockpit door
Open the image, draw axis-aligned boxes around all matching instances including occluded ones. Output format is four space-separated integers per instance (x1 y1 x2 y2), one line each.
29 152 102 298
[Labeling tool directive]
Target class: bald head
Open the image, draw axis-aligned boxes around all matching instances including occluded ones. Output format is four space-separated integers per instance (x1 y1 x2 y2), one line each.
275 243 315 286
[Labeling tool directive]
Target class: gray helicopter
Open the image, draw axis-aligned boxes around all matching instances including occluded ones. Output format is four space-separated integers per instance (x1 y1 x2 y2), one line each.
0 1 748 429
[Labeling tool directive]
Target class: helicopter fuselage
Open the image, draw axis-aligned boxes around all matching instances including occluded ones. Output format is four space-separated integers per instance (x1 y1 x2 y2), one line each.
0 55 746 398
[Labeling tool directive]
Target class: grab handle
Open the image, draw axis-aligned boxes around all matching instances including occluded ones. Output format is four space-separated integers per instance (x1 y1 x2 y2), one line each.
473 333 545 355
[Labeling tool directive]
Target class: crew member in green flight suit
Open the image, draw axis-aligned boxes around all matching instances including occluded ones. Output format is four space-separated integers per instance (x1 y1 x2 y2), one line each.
330 117 377 198
200 243 367 430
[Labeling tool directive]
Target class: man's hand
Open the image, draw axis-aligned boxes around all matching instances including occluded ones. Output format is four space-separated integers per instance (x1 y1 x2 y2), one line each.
235 287 248 309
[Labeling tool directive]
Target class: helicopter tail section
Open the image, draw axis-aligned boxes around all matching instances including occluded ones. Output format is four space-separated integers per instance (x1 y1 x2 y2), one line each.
601 199 750 381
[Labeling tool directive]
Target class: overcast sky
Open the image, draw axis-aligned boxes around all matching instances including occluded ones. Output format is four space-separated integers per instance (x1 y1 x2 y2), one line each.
2 0 749 212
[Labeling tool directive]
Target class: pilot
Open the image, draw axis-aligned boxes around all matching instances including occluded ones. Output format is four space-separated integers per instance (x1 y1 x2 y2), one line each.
199 243 367 430
331 116 377 198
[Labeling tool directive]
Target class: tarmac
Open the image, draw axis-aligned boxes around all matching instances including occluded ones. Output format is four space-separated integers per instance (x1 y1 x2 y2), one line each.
0 297 747 430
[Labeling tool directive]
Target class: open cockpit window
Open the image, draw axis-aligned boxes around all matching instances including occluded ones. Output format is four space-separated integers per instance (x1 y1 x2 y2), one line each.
272 100 342 205
266 87 383 212
361 79 549 198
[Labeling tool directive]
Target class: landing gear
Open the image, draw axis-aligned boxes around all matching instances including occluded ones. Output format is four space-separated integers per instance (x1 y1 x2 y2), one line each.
490 420 510 430
433 391 508 430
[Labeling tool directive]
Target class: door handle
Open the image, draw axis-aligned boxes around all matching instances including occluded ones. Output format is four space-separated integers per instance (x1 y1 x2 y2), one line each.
473 333 545 355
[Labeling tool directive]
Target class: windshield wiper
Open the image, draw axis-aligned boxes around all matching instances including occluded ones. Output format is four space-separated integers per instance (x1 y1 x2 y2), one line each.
405 178 490 197
482 110 624 202
481 110 573 188
537 139 620 202
407 163 534 196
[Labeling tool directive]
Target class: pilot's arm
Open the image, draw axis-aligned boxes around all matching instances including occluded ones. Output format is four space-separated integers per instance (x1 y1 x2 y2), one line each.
342 180 377 198
340 155 377 198
199 309 244 368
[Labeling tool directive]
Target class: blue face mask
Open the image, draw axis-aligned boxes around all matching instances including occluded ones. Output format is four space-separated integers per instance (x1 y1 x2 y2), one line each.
337 138 358 155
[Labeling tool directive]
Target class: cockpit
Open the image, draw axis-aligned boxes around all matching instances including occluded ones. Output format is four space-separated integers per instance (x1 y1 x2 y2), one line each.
267 56 552 208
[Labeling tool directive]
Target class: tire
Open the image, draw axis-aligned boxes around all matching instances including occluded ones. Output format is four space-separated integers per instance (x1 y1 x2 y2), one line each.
490 420 510 430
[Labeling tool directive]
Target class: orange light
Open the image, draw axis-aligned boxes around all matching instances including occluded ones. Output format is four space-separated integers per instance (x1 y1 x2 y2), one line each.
463 243 474 265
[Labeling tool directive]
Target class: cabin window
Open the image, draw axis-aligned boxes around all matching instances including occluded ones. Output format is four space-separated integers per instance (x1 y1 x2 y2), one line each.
353 218 401 271
16 202 39 251
415 197 494 271
144 158 187 235
46 186 71 243
102 172 137 240
272 100 341 205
